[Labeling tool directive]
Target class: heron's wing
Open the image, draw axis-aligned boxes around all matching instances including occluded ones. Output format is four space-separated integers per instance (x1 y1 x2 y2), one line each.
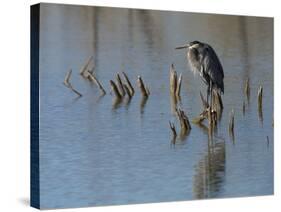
202 47 224 92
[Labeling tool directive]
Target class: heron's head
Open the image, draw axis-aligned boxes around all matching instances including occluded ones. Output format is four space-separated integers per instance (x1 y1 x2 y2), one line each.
175 40 202 50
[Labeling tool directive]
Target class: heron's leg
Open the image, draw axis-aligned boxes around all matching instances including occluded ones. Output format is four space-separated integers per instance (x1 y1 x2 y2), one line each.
207 84 210 106
210 82 213 111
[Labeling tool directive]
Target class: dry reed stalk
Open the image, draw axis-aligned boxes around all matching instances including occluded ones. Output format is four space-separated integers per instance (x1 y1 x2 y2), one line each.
110 80 122 99
258 85 263 109
169 121 177 138
169 64 177 95
176 73 182 97
63 69 82 97
137 76 149 97
116 73 125 96
122 72 134 96
176 108 191 133
229 109 235 133
88 72 106 95
123 84 132 98
88 65 95 74
79 56 93 76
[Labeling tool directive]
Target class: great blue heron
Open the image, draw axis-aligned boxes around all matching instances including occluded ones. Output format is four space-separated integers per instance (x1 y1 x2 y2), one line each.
175 41 224 107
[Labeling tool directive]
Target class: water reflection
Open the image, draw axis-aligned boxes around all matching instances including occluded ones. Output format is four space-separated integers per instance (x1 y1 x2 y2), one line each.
229 130 236 144
258 104 264 124
238 17 251 85
124 96 132 109
179 129 190 141
112 97 122 110
140 96 148 114
193 140 226 199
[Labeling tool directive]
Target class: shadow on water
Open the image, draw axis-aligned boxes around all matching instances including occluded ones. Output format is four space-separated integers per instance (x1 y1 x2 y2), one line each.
192 137 226 199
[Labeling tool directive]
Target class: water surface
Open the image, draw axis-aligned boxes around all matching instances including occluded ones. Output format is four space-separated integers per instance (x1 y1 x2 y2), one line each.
38 3 273 209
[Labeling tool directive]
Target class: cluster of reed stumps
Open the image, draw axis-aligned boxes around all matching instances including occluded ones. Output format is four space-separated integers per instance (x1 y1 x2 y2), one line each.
63 56 150 105
168 64 191 142
63 56 265 144
168 64 265 144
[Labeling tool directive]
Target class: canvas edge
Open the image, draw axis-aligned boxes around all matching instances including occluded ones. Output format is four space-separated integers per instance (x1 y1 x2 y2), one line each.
30 3 41 209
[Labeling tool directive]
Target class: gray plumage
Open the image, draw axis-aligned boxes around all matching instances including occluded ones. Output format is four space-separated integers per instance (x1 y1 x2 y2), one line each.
176 40 224 104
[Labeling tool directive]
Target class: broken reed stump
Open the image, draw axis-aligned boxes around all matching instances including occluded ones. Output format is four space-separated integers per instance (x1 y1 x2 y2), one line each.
212 89 223 111
79 56 93 77
192 91 222 126
229 109 235 134
88 64 95 74
176 73 182 97
176 108 191 134
257 85 263 109
257 86 263 122
63 69 82 97
116 73 126 97
123 84 132 98
169 64 182 97
170 95 178 115
170 64 177 94
169 108 191 142
110 80 122 99
245 78 250 100
169 121 177 138
137 76 150 97
88 72 106 95
122 72 135 96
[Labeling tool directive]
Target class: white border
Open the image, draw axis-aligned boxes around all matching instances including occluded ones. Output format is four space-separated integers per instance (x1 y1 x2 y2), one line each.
0 0 279 211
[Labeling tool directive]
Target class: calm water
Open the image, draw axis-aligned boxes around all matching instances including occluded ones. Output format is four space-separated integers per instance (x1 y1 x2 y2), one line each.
38 4 273 209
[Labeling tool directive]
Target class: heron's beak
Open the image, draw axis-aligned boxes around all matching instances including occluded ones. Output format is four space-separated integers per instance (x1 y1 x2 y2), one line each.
175 44 190 50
